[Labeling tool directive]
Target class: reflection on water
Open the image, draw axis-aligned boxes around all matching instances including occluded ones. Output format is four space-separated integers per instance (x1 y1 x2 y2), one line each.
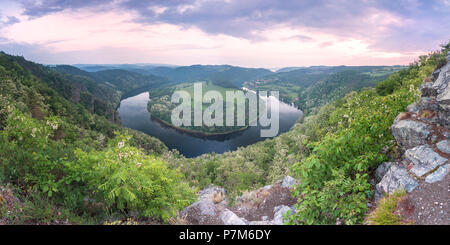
118 91 303 158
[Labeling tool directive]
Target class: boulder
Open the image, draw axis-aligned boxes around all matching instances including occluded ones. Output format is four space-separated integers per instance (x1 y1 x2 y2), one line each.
437 84 450 106
183 199 223 225
432 63 450 94
418 97 439 111
375 164 418 201
406 102 419 114
198 185 227 205
436 80 450 129
425 164 449 183
436 140 450 154
431 68 441 81
219 209 247 225
272 205 291 225
419 83 437 97
375 162 393 182
438 108 450 129
405 145 448 177
281 176 299 188
391 119 432 149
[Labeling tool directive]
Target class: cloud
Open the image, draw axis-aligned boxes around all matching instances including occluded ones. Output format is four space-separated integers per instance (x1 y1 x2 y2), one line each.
16 0 113 17
2 16 20 25
8 0 450 51
1 0 449 66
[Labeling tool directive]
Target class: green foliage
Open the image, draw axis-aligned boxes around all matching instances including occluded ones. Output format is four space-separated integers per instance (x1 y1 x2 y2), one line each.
376 51 446 96
245 66 403 115
63 133 196 221
288 170 370 225
287 47 447 225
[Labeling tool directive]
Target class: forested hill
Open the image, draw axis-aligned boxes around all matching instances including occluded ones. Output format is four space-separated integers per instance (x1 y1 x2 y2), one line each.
145 65 273 88
53 65 169 94
0 50 189 224
0 53 121 122
244 65 405 115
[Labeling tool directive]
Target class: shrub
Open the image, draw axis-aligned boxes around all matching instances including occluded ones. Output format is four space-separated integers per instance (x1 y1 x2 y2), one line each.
63 132 197 221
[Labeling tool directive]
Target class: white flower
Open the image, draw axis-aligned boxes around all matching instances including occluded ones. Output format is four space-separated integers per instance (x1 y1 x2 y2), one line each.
31 128 37 137
118 141 125 149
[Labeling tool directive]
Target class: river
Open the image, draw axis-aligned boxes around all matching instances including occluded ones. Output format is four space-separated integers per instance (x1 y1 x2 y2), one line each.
117 90 303 157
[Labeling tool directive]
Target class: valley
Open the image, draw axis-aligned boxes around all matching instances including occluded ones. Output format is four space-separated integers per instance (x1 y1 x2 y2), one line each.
0 43 448 226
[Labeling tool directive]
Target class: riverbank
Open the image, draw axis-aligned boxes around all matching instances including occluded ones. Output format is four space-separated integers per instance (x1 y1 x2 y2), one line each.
150 114 250 137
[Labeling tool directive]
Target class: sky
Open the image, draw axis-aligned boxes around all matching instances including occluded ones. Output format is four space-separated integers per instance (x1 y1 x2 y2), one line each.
0 0 449 68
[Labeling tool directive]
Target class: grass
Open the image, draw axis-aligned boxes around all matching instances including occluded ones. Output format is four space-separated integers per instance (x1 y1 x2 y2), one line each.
367 189 408 225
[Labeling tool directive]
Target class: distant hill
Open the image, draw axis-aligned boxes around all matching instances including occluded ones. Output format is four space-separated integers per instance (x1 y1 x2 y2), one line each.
276 67 305 73
52 65 170 95
74 63 177 74
146 64 272 88
244 65 406 114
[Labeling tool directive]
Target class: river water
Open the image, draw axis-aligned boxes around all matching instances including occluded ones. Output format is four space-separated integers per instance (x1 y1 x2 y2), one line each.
117 90 302 157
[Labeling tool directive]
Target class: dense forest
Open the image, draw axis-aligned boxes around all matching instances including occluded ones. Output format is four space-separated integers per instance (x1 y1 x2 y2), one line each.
244 66 405 115
0 42 448 224
147 81 253 135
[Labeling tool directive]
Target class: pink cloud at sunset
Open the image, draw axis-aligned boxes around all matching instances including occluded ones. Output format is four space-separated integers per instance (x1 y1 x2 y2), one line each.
0 0 448 67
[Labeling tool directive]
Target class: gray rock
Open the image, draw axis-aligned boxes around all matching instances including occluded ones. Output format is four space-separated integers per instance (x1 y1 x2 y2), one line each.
418 97 439 111
432 63 450 94
436 140 450 154
249 220 272 225
281 176 299 188
443 131 450 138
432 68 441 81
436 81 450 106
420 83 437 97
391 119 432 149
375 164 418 201
198 185 226 199
184 199 222 225
425 164 450 183
376 162 393 182
272 205 291 225
405 145 448 177
219 209 247 225
406 102 419 113
198 185 227 205
438 108 450 129
262 184 273 191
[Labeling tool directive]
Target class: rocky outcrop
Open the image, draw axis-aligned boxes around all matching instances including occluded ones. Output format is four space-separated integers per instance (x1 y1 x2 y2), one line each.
436 139 450 154
183 199 223 225
405 145 448 177
374 55 450 224
375 162 393 182
182 176 299 225
375 164 418 200
391 119 432 150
